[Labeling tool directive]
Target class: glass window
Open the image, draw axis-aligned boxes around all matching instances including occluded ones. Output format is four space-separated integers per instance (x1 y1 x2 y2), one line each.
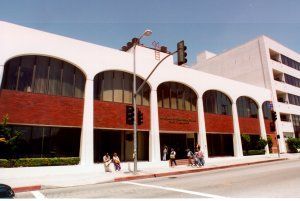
142 85 150 106
184 89 191 111
75 69 85 98
162 84 170 108
34 56 49 94
123 73 132 104
2 56 86 98
170 82 177 109
191 90 197 111
48 58 62 96
113 71 123 103
203 90 231 115
177 85 184 110
62 63 75 97
3 57 20 90
237 96 258 118
18 56 34 92
102 71 113 101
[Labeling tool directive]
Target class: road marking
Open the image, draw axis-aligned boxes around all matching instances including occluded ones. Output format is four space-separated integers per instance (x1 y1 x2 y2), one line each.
122 181 226 198
31 191 45 199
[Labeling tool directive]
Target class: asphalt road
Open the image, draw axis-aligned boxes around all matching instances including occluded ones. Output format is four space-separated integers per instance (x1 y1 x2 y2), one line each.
16 158 300 198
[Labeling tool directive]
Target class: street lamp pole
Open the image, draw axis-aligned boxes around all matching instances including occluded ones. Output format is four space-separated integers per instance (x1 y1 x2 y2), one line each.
133 30 152 174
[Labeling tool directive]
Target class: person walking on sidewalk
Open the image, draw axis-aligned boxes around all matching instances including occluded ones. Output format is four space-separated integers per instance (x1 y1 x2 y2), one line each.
162 146 168 161
186 148 194 166
169 148 177 167
113 152 121 171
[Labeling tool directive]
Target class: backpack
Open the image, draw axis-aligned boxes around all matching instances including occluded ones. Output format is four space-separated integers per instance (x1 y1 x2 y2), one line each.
187 151 193 158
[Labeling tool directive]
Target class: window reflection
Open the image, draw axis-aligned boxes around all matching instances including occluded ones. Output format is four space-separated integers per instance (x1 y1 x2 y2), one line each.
203 90 232 115
2 55 86 98
237 96 258 118
0 125 81 159
157 82 197 111
94 70 150 106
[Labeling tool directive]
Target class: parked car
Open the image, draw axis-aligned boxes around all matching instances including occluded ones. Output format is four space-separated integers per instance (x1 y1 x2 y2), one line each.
0 184 15 198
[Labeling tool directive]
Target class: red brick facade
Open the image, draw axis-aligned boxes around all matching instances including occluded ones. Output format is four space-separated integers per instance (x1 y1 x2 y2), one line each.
238 117 260 135
0 90 84 127
205 113 234 133
158 108 198 132
94 101 150 130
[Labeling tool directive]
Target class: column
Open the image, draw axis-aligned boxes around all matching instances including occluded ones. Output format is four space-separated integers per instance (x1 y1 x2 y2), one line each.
0 65 4 87
79 79 94 166
232 102 243 157
149 89 161 162
197 97 208 158
258 106 270 155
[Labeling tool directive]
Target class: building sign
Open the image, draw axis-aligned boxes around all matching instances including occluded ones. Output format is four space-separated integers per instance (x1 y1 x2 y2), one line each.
160 116 197 124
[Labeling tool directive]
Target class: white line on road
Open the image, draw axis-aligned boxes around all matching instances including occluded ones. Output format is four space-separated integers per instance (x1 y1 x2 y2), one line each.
122 181 227 198
31 191 45 199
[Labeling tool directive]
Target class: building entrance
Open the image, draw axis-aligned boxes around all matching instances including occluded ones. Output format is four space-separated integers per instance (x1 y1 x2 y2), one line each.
159 133 197 160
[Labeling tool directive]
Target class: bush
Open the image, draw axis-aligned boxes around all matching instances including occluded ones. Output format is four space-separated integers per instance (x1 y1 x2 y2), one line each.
247 150 266 155
241 134 251 154
0 157 80 168
286 138 300 153
257 138 268 150
0 159 9 167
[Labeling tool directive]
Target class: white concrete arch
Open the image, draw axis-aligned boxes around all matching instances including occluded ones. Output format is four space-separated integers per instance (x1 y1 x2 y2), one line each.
236 95 260 108
202 89 234 104
155 80 199 99
93 68 153 91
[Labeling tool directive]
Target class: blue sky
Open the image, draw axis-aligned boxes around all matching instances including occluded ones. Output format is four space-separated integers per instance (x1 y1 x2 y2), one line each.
1 0 300 64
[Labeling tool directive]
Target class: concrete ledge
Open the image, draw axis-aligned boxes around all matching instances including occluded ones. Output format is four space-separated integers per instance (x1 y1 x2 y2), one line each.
13 185 41 193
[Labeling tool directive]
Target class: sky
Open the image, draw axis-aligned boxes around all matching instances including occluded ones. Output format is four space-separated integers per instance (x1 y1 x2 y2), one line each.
1 0 300 65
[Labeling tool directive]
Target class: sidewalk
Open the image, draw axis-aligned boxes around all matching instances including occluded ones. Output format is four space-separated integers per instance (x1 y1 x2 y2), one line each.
2 153 299 193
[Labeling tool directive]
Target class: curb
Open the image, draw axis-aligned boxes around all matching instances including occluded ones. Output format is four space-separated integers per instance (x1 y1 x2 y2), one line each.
13 185 41 193
114 158 287 182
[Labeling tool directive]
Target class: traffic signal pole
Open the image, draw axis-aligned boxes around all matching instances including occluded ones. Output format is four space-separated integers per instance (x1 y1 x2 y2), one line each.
132 39 186 174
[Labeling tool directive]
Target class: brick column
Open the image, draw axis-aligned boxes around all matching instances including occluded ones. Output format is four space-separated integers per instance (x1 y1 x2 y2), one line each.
197 97 208 158
79 79 94 166
232 102 243 157
258 106 270 155
149 89 161 162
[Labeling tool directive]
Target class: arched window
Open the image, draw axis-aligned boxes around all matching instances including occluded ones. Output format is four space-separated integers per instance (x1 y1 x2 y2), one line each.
1 55 86 98
157 82 197 111
203 90 232 115
262 101 272 120
93 70 150 106
237 96 258 118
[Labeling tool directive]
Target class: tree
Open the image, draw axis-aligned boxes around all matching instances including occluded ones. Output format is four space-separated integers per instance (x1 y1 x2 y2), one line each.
257 138 268 150
241 134 251 155
0 114 22 160
267 136 273 153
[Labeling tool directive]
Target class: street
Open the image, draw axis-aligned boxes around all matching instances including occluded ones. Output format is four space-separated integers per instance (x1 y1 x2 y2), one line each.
16 158 300 198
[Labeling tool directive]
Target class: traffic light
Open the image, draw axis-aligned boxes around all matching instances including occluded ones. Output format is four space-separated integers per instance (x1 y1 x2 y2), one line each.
138 109 143 125
271 111 277 122
177 40 187 65
126 105 134 125
270 122 276 132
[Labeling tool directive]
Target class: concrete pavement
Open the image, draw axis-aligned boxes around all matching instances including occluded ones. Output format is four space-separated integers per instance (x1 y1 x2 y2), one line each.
2 153 300 193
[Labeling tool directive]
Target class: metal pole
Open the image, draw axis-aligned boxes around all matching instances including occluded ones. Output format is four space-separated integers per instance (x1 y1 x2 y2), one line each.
133 43 138 174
